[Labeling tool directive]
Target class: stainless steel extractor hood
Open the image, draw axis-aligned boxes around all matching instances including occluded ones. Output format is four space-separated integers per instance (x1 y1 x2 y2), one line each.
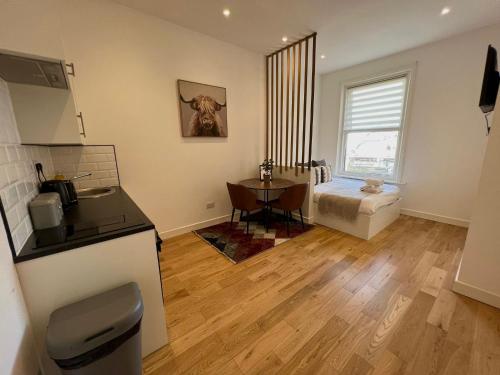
0 51 69 90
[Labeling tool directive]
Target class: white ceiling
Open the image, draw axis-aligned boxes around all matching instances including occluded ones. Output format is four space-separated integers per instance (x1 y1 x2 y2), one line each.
112 0 500 73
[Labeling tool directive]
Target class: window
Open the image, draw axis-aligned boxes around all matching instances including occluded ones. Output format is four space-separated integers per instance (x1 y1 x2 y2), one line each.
337 73 411 182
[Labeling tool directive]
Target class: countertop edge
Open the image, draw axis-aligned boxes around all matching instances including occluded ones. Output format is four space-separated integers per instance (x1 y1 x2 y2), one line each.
13 223 155 264
14 187 156 264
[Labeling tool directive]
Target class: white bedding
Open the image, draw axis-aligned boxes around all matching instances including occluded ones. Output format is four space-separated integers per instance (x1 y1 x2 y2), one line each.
314 177 400 215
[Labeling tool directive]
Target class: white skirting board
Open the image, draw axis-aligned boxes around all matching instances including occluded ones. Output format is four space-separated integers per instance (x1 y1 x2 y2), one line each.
453 279 500 309
400 208 469 228
453 260 500 309
313 199 402 240
160 210 315 240
159 214 232 239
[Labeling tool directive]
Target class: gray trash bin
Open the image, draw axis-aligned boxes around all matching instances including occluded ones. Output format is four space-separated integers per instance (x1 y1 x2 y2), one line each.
46 282 144 375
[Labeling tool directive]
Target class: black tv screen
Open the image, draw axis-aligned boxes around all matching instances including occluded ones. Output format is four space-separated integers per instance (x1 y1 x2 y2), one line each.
479 45 499 113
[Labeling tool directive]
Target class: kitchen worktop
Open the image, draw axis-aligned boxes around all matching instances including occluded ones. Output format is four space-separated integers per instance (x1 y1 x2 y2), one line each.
15 187 155 263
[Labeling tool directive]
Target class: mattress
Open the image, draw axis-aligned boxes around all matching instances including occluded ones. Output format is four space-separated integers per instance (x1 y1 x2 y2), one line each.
314 177 400 215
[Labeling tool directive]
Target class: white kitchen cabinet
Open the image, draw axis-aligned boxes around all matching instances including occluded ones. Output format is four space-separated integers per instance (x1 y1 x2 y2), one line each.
0 49 86 145
8 81 84 145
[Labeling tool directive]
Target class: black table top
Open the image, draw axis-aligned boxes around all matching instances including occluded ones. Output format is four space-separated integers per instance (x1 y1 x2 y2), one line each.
14 187 155 263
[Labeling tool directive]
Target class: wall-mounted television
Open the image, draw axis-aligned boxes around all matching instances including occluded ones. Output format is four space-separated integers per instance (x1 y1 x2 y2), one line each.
479 45 499 114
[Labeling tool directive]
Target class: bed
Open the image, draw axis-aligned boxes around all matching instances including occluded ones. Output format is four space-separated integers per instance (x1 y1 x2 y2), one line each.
313 177 401 240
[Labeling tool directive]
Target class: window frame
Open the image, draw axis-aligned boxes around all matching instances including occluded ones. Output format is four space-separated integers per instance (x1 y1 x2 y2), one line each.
335 67 415 183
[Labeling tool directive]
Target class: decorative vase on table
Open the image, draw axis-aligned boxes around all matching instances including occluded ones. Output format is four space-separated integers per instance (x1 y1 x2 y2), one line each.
259 158 274 183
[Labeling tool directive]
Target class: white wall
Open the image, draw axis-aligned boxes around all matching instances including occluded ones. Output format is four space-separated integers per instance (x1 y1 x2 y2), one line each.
60 0 265 237
0 213 39 374
0 0 64 60
0 0 265 237
454 95 500 308
316 23 500 225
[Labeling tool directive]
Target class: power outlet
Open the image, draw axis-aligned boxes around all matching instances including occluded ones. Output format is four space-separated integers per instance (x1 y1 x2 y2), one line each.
206 201 215 209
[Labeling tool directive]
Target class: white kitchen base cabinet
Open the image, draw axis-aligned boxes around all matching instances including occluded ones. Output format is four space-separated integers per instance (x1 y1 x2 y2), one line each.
16 229 168 375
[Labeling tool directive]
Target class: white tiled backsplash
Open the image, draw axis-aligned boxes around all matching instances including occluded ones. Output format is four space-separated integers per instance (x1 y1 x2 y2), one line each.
0 144 120 254
50 146 120 189
0 79 55 253
0 146 55 253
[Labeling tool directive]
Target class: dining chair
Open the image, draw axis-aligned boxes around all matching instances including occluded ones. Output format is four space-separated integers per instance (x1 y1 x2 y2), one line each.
270 183 308 236
226 182 265 234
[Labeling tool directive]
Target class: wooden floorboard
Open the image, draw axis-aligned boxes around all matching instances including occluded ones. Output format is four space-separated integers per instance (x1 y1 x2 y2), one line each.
143 215 500 375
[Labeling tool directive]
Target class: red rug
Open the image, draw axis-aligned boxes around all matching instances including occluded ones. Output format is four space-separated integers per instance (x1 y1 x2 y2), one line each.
194 213 314 263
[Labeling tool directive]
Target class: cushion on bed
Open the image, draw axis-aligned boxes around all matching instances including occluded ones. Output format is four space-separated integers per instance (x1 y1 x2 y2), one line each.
313 167 321 185
320 165 332 183
312 159 327 167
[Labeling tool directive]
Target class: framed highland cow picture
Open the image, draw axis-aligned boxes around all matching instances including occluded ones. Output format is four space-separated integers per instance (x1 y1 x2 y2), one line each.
177 80 228 137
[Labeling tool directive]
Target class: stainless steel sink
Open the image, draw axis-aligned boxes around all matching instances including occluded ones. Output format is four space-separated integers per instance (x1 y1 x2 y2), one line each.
77 187 116 199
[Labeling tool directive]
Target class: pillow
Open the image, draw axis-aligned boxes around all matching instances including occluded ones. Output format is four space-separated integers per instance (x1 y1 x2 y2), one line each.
320 165 332 183
312 159 327 167
313 167 321 185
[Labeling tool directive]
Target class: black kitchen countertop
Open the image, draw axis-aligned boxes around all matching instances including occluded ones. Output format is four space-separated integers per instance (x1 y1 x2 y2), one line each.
14 186 155 263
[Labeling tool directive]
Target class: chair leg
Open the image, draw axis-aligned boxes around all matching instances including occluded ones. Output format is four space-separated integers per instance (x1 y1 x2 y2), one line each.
230 207 235 227
267 206 272 231
264 206 268 233
246 211 250 234
299 208 304 230
286 211 290 237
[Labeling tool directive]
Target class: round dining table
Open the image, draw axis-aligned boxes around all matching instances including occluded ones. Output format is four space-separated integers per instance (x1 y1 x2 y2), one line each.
239 178 296 192
239 178 296 229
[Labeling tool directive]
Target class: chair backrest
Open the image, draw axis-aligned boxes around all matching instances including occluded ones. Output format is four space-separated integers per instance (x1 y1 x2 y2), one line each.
279 183 308 210
226 182 258 210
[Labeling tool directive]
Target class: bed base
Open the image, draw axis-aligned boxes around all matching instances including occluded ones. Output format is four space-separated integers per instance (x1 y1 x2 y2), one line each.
313 199 401 240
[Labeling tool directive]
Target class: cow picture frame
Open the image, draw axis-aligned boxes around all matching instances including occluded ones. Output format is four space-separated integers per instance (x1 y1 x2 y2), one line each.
177 79 228 137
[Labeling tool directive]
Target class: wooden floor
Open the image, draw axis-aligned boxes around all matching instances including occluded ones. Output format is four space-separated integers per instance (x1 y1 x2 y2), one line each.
143 215 500 375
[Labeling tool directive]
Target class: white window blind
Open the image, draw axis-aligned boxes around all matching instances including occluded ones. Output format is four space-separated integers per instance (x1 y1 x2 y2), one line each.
338 74 410 181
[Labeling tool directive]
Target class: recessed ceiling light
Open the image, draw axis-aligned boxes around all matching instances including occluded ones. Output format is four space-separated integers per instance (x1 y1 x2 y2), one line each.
282 36 288 43
320 54 326 59
441 7 451 15
222 8 231 17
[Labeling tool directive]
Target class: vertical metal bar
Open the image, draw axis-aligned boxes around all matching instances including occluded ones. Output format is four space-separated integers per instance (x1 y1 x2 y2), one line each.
265 56 269 160
295 42 302 175
290 45 296 172
301 37 309 173
270 55 274 162
275 53 279 165
285 47 290 170
308 34 317 170
280 51 284 173
77 112 86 138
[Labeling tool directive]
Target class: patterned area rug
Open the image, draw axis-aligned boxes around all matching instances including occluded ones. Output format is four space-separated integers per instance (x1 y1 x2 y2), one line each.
194 213 314 263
